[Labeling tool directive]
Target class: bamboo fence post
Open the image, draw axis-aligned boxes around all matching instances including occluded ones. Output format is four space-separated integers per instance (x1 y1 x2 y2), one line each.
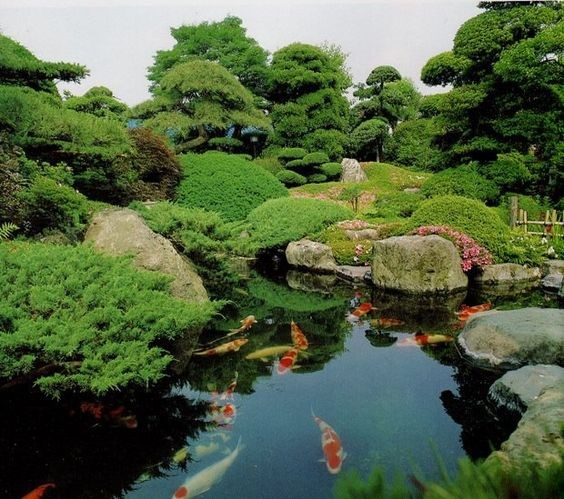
523 211 528 234
509 196 518 229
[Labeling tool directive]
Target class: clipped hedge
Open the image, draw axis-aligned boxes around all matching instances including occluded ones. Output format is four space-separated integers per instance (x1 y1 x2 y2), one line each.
307 173 328 183
277 147 307 163
276 169 307 187
285 159 306 170
320 162 342 179
246 197 353 250
302 152 330 166
177 152 288 222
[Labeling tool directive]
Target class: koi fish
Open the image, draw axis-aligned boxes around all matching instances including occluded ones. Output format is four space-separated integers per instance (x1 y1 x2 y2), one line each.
22 483 55 499
276 348 300 375
290 321 309 350
398 333 454 347
456 302 492 321
211 402 237 426
371 317 405 328
76 402 137 428
173 446 189 464
311 409 347 474
172 437 243 499
193 338 248 356
228 315 257 335
219 372 238 401
245 345 293 361
351 302 374 317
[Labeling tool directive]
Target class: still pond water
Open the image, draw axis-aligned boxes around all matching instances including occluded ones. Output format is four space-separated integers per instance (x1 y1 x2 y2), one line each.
2 270 558 498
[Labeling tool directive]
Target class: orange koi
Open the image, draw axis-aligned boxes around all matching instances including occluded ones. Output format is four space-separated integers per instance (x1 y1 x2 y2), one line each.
228 315 257 335
22 483 55 499
277 348 300 375
290 321 309 350
371 317 405 328
351 302 374 317
77 402 137 428
311 409 347 474
398 333 454 347
211 402 237 426
456 302 492 322
193 338 248 356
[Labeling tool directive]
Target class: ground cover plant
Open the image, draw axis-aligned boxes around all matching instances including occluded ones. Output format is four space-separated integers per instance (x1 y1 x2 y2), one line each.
0 242 217 399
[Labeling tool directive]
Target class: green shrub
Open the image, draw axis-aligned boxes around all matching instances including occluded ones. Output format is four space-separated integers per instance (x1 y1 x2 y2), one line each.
496 194 550 224
421 164 499 203
370 191 424 220
276 169 307 187
302 129 348 160
307 173 328 183
246 197 353 250
301 151 330 166
253 157 284 175
482 152 533 192
177 152 288 222
285 159 306 170
207 137 244 152
19 176 89 235
0 242 217 398
330 239 373 265
407 195 510 260
320 162 342 179
277 147 307 163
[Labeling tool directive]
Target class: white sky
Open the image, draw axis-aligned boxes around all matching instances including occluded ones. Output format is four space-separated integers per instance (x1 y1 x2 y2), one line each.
0 1 481 106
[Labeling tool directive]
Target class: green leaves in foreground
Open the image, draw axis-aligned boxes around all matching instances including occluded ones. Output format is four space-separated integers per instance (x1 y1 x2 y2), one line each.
0 242 217 398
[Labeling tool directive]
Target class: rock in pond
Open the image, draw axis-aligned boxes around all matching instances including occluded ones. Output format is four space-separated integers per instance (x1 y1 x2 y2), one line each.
542 259 564 276
371 235 468 294
458 308 564 367
84 208 208 303
473 263 541 289
541 273 563 292
336 265 371 283
488 364 564 415
285 239 337 273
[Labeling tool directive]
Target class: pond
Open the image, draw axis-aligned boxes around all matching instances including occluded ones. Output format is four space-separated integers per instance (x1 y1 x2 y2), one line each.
1 271 559 499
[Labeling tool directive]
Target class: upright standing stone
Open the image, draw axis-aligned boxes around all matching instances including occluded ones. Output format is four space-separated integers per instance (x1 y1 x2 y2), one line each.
340 158 368 183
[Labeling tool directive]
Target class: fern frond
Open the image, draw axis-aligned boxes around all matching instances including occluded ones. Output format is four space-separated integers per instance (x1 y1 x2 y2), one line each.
0 223 18 240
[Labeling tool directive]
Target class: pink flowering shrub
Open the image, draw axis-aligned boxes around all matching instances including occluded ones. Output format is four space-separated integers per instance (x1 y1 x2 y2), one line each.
336 219 371 230
415 225 492 272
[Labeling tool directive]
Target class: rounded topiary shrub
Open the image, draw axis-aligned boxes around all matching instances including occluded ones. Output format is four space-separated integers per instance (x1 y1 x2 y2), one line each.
177 152 288 222
320 162 342 179
301 152 330 166
420 164 499 203
307 173 328 183
208 137 244 153
276 169 307 187
246 197 353 250
406 195 510 259
285 159 306 171
277 148 307 163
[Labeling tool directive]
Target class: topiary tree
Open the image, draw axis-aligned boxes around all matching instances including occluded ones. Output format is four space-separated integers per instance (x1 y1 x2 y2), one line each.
176 152 288 221
276 169 307 187
64 86 128 119
349 118 389 162
320 162 342 179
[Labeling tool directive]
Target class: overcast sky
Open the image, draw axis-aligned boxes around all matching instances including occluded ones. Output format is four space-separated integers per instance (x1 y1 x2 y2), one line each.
0 0 481 106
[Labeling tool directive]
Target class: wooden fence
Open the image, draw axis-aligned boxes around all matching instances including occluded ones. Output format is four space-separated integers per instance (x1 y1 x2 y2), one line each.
509 196 564 237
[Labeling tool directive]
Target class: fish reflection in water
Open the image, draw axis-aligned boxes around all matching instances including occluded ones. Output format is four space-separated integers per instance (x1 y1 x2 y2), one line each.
397 332 454 347
245 345 293 361
365 329 398 347
171 437 243 499
347 302 375 322
193 338 249 356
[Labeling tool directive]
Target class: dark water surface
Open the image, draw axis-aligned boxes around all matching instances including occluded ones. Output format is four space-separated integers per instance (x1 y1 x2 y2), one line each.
1 272 559 498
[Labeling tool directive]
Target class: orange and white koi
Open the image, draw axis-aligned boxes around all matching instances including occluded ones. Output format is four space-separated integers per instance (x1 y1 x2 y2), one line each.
219 372 238 401
398 333 454 347
371 317 405 328
211 402 237 426
456 302 492 322
228 315 257 335
311 409 347 474
193 338 248 356
172 437 243 499
22 483 55 499
291 321 309 350
351 302 374 317
276 347 300 375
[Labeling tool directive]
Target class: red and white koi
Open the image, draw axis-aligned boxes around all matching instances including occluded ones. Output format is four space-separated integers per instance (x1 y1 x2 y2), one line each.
346 302 375 322
276 347 300 375
456 302 492 322
211 402 237 426
290 321 309 350
397 333 454 347
311 409 347 474
193 338 248 356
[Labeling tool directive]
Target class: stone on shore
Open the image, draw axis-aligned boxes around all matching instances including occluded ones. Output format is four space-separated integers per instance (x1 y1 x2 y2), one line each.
285 239 337 273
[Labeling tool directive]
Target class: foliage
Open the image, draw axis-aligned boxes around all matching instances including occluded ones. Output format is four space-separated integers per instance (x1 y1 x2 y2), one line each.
481 152 533 192
415 225 493 272
420 164 500 203
338 185 363 213
276 169 307 187
253 156 284 175
349 118 389 162
496 194 550 224
0 242 217 398
147 16 269 97
276 147 307 163
369 191 424 220
385 118 442 171
301 152 330 166
176 152 288 222
285 159 305 171
142 60 270 153
64 86 128 119
302 128 348 160
207 137 244 153
130 201 239 298
0 223 18 240
0 34 87 93
329 239 373 265
307 173 327 183
406 195 511 261
245 197 353 250
320 162 342 179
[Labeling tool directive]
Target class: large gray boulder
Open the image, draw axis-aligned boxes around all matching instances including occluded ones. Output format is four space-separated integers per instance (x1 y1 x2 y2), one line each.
542 259 564 276
371 235 468 294
458 308 564 367
487 380 564 469
285 239 337 273
84 208 208 303
488 365 564 414
473 263 541 287
340 158 367 183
